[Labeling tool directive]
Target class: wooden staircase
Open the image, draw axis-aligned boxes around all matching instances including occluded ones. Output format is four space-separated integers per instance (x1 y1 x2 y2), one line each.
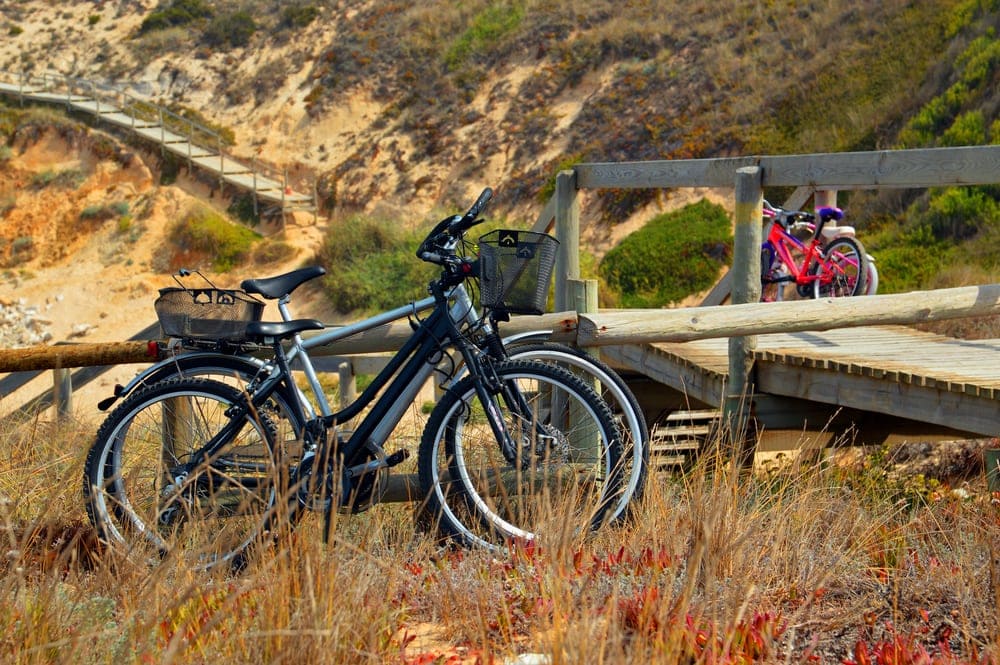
0 70 316 219
650 409 721 470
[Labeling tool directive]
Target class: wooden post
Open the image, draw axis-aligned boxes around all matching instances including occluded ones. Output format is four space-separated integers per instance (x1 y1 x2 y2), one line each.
338 361 357 410
553 170 580 313
814 189 837 211
53 367 72 420
725 166 762 455
569 278 599 357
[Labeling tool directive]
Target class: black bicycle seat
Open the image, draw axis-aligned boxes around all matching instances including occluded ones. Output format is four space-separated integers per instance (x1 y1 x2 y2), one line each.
241 266 327 300
245 318 325 341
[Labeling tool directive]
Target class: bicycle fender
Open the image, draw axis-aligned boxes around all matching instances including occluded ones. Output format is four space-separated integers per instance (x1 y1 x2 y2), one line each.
97 352 271 411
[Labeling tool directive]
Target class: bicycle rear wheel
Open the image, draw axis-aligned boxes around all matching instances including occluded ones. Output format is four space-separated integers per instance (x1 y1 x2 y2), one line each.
83 377 303 570
811 236 868 298
418 360 625 551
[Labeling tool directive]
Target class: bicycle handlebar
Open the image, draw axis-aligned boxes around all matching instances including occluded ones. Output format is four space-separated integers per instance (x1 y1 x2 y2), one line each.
417 187 494 265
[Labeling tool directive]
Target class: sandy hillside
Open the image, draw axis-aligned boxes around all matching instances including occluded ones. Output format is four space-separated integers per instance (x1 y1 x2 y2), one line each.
0 126 327 422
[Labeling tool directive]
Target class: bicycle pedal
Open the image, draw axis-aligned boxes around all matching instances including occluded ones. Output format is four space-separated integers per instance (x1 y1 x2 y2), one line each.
385 449 410 467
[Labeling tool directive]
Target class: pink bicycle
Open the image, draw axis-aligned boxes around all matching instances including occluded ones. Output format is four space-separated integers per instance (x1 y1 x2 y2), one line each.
760 200 870 301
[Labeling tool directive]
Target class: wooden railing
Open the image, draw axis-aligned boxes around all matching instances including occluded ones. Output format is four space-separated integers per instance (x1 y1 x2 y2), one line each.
529 145 1000 433
0 70 316 217
2 146 999 428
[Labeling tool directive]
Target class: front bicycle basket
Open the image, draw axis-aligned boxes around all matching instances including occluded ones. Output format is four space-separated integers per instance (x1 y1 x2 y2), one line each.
154 287 264 340
478 229 559 315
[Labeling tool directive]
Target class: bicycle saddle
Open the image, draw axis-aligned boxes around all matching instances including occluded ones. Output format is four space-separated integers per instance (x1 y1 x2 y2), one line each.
245 318 325 340
816 206 844 222
241 266 327 300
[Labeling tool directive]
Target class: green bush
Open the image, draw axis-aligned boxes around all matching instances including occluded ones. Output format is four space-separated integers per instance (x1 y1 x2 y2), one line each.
599 200 732 308
444 3 524 70
281 4 320 29
314 215 436 314
31 168 85 189
227 194 260 226
139 0 211 34
203 11 256 49
919 186 1000 240
940 109 986 146
170 204 260 272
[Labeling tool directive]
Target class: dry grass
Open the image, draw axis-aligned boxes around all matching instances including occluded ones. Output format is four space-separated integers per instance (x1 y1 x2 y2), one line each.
0 409 998 664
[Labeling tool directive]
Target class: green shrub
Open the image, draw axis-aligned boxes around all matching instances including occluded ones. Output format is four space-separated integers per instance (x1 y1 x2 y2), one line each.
170 204 260 272
940 109 986 146
140 0 211 34
227 194 260 226
31 168 85 189
919 186 1000 240
314 215 436 314
88 14 100 26
81 201 131 222
444 3 524 70
203 11 256 49
599 200 732 308
281 4 320 29
8 25 23 37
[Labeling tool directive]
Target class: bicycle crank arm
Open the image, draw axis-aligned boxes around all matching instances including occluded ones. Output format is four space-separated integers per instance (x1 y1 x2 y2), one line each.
346 449 410 479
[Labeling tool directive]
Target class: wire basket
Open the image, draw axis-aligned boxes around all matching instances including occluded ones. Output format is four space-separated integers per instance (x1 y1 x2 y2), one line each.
478 229 559 315
155 287 264 341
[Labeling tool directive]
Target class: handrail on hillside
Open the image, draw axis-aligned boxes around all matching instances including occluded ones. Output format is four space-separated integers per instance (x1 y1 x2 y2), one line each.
0 70 316 219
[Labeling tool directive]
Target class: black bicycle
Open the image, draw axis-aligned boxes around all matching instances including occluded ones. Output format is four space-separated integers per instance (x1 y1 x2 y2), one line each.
83 189 629 569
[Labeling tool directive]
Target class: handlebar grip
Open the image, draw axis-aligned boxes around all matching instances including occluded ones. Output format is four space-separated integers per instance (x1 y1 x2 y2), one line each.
419 250 445 264
465 187 493 221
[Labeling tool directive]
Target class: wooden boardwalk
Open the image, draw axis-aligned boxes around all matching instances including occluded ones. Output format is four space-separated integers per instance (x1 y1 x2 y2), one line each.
603 325 999 438
0 71 315 216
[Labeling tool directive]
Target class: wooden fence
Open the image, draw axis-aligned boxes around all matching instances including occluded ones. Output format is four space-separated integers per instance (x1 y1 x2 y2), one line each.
527 145 1000 432
2 145 1000 430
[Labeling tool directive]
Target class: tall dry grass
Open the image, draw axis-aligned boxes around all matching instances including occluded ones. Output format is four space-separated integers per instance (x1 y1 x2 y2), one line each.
0 410 997 664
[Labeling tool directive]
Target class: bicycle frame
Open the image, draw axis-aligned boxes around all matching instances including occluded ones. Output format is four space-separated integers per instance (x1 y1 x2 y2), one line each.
185 281 505 488
762 219 825 289
111 281 516 425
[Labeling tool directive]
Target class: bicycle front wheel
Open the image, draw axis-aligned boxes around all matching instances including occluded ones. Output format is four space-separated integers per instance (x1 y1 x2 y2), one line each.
83 377 303 570
811 236 868 298
504 342 648 524
418 360 625 551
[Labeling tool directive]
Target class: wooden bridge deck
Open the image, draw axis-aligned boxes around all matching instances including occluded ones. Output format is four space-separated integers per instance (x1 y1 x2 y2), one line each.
603 325 999 438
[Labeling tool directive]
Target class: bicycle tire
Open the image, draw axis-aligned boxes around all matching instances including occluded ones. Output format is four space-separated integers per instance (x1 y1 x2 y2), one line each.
811 236 868 298
418 360 625 551
83 377 305 570
502 342 648 523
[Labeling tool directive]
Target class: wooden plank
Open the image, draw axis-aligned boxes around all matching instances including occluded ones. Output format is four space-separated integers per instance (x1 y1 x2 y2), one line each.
300 311 579 356
0 341 159 372
575 146 1000 190
576 284 1000 347
600 343 725 407
756 361 999 437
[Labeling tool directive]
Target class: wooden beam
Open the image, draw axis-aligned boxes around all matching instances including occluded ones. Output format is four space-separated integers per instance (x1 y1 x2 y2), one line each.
757 361 999 437
302 311 580 356
575 145 1000 190
0 341 159 372
576 284 1000 347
